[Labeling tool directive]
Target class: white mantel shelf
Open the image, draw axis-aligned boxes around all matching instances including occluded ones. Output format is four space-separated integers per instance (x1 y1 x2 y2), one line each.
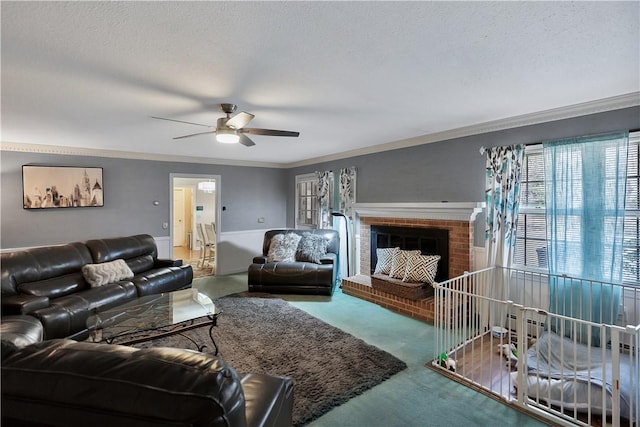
352 202 485 222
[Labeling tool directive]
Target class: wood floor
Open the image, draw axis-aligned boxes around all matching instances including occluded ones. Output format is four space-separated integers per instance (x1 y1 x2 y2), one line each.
445 333 630 427
448 332 517 400
173 245 215 277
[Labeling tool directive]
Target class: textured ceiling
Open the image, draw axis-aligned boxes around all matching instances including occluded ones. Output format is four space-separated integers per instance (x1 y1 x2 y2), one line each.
2 1 639 166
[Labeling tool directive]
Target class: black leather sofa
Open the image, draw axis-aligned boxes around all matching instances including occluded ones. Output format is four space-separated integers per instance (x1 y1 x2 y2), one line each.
1 339 294 427
248 229 339 296
1 234 193 340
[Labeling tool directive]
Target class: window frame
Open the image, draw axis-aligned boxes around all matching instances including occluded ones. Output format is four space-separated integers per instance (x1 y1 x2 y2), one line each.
295 173 318 229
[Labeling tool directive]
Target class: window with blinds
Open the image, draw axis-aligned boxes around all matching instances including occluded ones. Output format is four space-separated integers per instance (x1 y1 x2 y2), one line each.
513 131 640 286
296 175 318 228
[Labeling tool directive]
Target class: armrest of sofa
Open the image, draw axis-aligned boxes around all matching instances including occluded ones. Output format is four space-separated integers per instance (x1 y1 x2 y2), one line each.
241 373 294 427
154 258 183 268
319 252 337 265
252 255 269 264
1 294 49 316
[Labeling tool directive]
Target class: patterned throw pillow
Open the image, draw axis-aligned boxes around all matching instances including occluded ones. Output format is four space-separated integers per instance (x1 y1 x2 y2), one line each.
402 254 441 284
374 247 399 274
267 233 302 262
296 233 328 264
389 250 421 279
82 259 134 288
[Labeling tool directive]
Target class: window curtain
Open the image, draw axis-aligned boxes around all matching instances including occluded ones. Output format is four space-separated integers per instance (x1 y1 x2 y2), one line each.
337 167 356 216
480 145 525 329
314 167 356 284
485 145 525 268
544 132 628 346
315 170 332 229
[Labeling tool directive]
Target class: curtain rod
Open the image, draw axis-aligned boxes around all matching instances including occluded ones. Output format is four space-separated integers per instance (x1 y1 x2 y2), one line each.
480 128 639 155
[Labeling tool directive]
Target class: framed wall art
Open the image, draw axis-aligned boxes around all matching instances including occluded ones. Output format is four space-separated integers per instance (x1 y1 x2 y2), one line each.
22 165 104 209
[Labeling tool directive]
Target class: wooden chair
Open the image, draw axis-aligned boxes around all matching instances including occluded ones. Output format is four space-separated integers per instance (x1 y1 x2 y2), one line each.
196 223 214 269
204 223 216 267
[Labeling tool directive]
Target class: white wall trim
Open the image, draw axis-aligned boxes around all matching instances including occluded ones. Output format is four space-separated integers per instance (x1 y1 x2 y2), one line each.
0 142 288 168
3 93 637 169
288 92 640 167
353 202 485 222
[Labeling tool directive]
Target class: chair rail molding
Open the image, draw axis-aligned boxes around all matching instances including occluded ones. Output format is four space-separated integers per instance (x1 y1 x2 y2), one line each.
352 202 485 222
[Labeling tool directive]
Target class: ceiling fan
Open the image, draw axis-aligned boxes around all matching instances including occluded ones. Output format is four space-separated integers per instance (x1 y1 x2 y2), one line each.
152 103 300 147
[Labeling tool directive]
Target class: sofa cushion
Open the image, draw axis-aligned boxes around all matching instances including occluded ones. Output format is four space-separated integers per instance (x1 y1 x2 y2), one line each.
126 254 155 274
85 234 157 264
374 247 399 274
402 254 441 284
18 272 87 298
389 250 421 279
295 232 328 264
267 233 302 262
1 340 249 427
1 242 93 295
82 259 134 288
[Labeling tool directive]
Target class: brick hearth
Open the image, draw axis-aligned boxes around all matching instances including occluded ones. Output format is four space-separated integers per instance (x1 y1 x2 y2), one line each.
341 215 477 323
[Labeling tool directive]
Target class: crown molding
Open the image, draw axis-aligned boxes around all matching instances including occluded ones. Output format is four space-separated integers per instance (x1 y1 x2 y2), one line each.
288 92 640 168
0 142 289 168
3 93 638 169
353 202 486 222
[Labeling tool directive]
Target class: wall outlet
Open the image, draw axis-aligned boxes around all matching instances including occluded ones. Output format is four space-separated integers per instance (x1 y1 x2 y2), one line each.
258 217 265 223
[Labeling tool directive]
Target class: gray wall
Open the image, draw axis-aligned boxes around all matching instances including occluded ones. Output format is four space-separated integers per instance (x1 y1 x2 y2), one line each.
1 152 288 248
286 106 640 246
2 106 638 249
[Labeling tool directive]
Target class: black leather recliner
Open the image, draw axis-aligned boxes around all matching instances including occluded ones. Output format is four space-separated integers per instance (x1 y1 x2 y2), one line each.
1 339 294 427
248 229 339 296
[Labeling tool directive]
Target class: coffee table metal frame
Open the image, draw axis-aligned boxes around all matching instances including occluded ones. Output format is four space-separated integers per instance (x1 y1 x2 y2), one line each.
87 288 221 355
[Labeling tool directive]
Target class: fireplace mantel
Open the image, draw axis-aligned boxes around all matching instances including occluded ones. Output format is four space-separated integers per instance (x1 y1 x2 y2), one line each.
352 202 485 222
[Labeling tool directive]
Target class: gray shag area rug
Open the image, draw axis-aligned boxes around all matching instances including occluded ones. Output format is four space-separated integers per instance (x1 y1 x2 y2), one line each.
135 296 407 426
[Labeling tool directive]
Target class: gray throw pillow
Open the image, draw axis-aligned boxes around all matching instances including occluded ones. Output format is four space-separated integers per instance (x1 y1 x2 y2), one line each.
267 233 302 262
296 233 328 264
82 259 134 288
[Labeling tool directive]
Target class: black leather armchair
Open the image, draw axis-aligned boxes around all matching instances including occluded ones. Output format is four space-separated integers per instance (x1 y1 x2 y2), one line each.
248 229 339 296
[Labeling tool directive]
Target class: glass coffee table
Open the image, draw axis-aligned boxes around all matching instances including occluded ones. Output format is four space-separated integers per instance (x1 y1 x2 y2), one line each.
87 288 221 354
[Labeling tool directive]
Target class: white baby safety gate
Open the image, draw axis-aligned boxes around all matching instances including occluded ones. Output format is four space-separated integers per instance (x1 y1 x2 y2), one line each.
432 266 639 427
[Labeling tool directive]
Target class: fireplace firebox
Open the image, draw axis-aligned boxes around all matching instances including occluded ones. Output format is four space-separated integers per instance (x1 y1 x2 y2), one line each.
370 225 449 282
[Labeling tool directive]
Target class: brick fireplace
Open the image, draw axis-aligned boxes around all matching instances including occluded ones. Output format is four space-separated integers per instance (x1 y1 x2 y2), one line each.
341 202 484 323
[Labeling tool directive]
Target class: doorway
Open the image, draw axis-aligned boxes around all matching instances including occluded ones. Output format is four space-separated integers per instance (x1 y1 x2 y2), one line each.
170 174 221 278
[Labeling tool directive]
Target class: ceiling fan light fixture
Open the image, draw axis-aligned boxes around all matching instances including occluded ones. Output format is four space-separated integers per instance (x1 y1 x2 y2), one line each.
216 128 239 144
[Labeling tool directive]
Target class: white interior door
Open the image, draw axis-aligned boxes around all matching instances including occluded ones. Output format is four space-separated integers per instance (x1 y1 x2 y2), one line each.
173 188 186 247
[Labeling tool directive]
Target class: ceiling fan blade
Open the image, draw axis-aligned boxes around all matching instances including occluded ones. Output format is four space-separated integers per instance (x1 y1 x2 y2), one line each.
238 134 256 147
173 130 217 140
225 112 255 129
151 116 211 127
241 128 300 137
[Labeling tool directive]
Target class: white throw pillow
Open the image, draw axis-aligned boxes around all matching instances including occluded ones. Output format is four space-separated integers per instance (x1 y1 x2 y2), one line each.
82 259 134 288
374 247 399 274
267 233 302 262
